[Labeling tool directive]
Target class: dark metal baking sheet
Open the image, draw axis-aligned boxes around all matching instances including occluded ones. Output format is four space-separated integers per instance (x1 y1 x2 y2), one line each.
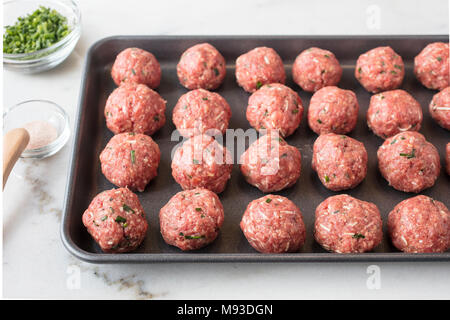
61 35 450 263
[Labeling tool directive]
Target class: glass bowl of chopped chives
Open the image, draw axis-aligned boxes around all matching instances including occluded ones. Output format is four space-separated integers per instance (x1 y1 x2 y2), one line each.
3 0 81 73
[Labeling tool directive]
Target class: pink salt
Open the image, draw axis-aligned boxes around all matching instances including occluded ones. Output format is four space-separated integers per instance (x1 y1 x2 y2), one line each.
23 120 58 150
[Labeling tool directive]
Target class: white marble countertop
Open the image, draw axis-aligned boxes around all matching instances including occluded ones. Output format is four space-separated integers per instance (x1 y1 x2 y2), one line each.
3 0 450 299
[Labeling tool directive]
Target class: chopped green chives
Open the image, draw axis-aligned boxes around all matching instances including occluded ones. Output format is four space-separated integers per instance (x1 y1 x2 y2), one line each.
256 81 263 89
122 204 135 213
3 6 71 54
115 216 126 223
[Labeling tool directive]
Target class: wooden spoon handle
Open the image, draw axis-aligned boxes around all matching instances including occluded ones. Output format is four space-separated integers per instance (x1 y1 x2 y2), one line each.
3 128 30 188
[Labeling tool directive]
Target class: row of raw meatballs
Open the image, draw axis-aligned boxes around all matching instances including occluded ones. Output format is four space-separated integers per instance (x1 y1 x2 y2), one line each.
110 42 449 93
83 187 450 254
106 43 450 140
105 80 450 147
100 130 449 196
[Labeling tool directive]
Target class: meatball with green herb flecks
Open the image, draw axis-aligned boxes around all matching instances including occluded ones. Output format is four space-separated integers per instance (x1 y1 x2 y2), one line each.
308 86 359 135
414 42 449 91
159 188 224 251
355 46 404 93
105 82 166 135
235 47 286 93
367 89 422 139
246 83 303 137
312 133 367 191
177 43 226 90
82 188 148 253
171 134 233 193
240 132 302 193
377 131 440 193
314 194 383 253
292 47 342 92
388 195 450 253
172 89 231 137
111 47 161 88
100 133 160 192
240 195 306 253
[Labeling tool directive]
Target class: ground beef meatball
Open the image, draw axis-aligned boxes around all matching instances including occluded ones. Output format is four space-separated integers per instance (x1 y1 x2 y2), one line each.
388 195 450 253
172 89 231 137
105 83 166 135
82 188 148 253
235 47 285 93
314 194 383 253
308 86 359 135
292 47 342 92
240 133 301 193
240 195 306 253
246 83 303 137
312 133 368 191
414 42 449 90
377 131 440 193
100 133 160 192
355 46 405 93
159 188 224 251
429 87 450 130
111 47 161 88
172 134 232 193
177 43 226 90
367 89 423 139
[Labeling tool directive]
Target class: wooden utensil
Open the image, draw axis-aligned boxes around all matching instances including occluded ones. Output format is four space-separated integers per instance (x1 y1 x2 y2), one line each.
3 128 30 188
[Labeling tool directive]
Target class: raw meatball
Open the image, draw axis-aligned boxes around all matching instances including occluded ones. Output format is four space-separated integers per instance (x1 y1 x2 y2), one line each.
377 131 440 193
172 134 233 193
105 83 166 135
100 133 160 192
312 133 368 191
177 43 226 90
429 87 450 130
314 194 383 253
240 133 301 193
172 89 231 137
308 86 359 135
447 143 450 175
414 42 449 90
159 188 224 251
235 47 286 93
246 83 303 137
367 89 422 139
292 47 342 92
82 188 148 253
240 195 306 253
388 195 450 253
111 47 161 88
355 46 404 93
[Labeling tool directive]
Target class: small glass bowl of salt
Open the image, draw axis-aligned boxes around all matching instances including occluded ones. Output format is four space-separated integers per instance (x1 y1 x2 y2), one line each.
3 100 70 158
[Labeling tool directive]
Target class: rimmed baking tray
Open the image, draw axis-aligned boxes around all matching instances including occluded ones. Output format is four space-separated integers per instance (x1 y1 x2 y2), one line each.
61 35 450 263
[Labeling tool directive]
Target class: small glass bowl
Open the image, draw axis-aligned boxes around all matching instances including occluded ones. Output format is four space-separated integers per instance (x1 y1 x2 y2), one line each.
3 0 81 73
3 100 70 158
